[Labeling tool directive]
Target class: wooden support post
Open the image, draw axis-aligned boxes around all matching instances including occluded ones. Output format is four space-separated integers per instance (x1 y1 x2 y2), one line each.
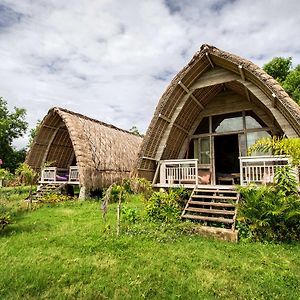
79 186 89 200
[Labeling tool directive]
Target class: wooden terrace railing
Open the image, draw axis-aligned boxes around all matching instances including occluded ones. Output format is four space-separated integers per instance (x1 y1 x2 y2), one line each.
40 166 79 184
239 155 298 186
153 159 198 187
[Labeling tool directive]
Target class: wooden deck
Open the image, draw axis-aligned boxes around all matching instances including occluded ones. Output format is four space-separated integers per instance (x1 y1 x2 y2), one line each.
153 183 235 190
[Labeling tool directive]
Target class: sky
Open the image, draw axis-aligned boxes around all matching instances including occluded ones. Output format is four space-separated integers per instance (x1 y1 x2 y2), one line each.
0 0 300 149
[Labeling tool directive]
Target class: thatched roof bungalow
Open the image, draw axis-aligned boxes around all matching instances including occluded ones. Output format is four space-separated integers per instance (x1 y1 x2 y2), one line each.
26 107 142 197
137 44 300 188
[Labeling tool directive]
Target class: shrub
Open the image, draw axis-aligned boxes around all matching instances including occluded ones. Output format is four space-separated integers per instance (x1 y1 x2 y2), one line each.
39 194 74 204
238 185 300 242
145 188 190 223
122 206 139 224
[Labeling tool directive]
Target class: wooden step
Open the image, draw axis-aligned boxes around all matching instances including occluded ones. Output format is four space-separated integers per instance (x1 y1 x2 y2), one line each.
182 214 234 223
185 207 235 215
192 195 237 200
194 189 237 194
188 201 236 208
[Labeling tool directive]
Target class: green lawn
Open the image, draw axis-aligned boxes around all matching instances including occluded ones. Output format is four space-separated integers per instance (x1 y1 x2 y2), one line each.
1 192 300 299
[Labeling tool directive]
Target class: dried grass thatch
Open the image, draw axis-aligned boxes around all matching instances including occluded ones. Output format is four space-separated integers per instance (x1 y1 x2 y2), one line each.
26 107 142 190
136 44 300 181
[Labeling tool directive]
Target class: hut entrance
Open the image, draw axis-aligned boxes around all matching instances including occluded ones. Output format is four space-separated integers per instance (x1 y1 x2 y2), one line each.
214 134 240 185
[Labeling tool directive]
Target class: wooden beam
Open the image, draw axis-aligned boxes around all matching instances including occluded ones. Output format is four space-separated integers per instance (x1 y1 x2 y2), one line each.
158 113 171 123
173 123 189 134
178 81 204 109
238 65 251 102
142 156 157 162
205 52 214 68
190 68 239 90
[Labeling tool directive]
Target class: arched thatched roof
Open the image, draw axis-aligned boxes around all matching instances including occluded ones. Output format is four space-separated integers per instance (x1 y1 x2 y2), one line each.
26 107 142 189
137 44 300 180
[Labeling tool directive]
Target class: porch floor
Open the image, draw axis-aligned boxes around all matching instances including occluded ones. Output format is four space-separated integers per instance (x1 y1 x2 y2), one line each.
153 183 235 190
39 180 80 185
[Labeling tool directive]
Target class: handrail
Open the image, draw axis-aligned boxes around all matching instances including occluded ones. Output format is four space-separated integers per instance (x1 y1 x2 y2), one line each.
158 159 199 186
239 155 296 186
40 166 79 183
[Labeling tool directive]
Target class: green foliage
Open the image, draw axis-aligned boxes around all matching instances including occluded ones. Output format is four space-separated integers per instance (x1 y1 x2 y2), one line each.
0 97 28 172
39 194 74 204
145 188 190 223
1 198 300 299
122 206 139 224
238 184 300 242
263 57 292 83
248 136 300 165
129 125 144 137
283 67 300 103
263 57 300 104
0 168 13 181
274 166 298 196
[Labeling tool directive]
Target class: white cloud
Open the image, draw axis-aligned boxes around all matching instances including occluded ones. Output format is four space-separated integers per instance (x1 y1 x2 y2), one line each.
0 0 299 149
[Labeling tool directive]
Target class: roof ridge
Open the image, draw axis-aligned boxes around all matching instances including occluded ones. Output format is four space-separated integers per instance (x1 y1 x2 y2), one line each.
50 106 139 136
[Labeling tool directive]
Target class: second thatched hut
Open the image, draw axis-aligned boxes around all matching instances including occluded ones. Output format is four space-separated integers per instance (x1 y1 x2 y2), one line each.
26 107 142 198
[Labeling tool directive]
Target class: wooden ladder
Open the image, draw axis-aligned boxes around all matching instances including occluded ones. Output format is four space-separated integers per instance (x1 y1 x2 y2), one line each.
181 187 240 231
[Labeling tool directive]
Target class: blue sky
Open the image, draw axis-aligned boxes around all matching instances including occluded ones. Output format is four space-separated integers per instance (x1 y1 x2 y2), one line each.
0 0 299 148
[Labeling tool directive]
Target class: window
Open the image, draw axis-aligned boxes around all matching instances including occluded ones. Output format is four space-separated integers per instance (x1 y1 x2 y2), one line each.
247 131 271 155
212 112 243 133
245 111 266 129
194 117 209 134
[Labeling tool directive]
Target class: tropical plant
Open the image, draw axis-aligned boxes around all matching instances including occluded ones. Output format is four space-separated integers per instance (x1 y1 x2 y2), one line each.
0 168 13 187
238 184 300 242
16 163 37 209
248 136 300 165
274 166 298 196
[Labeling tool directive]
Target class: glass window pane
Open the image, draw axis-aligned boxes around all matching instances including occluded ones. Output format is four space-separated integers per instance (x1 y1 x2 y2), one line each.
245 111 266 129
247 131 271 155
194 117 209 134
200 137 210 164
212 112 243 133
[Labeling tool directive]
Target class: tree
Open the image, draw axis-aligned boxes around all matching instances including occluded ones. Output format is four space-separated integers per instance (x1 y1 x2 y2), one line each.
263 57 300 104
283 66 300 103
0 97 28 172
263 57 292 84
129 126 144 137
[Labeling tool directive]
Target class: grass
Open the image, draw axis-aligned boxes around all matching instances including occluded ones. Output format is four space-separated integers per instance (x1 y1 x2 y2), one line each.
1 190 300 299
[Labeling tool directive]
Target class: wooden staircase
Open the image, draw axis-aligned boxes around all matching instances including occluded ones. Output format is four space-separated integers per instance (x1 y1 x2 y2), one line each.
181 187 239 231
25 182 67 202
